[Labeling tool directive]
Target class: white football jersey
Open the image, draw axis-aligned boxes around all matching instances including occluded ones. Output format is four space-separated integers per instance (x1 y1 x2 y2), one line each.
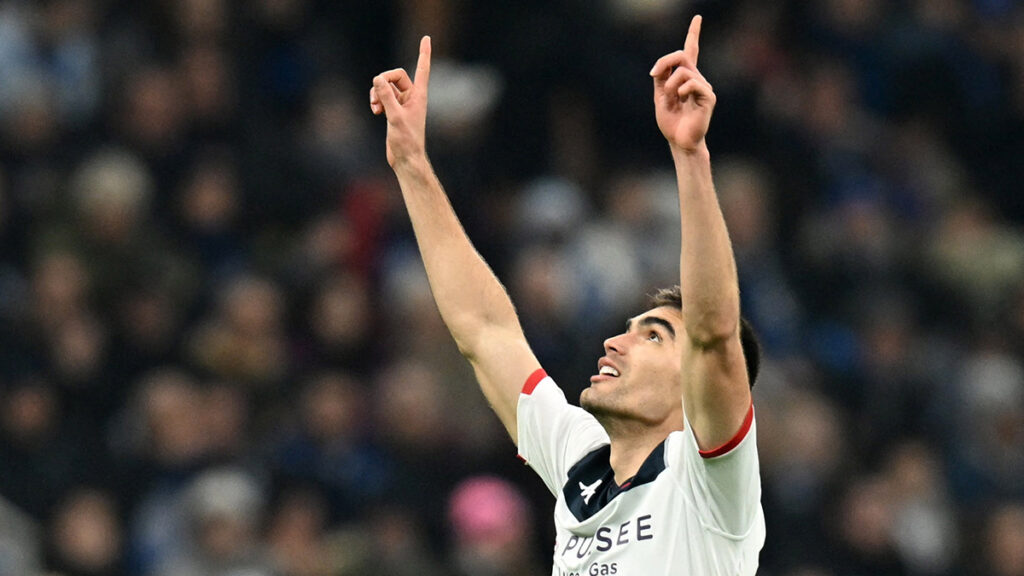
517 370 765 576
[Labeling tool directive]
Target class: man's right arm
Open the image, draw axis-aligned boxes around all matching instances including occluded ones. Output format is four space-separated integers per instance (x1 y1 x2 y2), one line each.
370 37 540 444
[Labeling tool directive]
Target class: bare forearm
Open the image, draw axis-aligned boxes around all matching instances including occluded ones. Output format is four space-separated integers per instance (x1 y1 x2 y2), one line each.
674 144 740 345
392 155 522 356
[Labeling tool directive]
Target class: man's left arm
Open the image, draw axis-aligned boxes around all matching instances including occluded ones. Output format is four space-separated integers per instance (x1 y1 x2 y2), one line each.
651 16 751 451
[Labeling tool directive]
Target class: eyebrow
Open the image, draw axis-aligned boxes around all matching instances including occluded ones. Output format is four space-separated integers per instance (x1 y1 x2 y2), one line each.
625 316 676 340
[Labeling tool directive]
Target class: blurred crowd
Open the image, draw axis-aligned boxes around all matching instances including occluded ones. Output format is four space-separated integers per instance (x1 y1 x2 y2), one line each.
1 0 1023 575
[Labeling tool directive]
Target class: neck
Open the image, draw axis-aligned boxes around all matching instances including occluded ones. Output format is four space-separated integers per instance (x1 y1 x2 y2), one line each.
603 422 675 486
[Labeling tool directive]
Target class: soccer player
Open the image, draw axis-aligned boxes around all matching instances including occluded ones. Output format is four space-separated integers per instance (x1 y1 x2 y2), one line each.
370 15 765 576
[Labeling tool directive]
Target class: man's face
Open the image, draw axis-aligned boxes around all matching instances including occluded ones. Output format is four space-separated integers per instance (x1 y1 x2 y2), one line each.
580 306 685 429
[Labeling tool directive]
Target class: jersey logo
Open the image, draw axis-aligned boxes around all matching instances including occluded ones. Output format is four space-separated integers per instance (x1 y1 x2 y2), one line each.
579 479 603 505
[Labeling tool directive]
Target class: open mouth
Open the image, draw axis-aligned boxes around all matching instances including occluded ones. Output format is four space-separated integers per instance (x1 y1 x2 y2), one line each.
591 360 621 383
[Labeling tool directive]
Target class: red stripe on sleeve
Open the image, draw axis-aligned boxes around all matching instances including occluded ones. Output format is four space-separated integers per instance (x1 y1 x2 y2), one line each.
699 403 754 459
522 368 547 395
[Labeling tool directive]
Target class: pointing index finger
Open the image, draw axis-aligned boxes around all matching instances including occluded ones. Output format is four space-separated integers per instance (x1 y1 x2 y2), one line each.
683 15 701 66
415 36 432 92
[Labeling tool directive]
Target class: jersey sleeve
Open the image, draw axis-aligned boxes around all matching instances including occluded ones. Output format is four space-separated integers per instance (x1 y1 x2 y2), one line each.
516 369 609 497
666 404 762 538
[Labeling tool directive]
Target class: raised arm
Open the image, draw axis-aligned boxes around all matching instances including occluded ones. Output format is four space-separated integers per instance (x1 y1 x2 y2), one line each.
370 37 540 444
650 17 751 450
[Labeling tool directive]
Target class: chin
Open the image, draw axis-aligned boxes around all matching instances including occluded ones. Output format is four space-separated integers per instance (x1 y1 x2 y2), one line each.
579 388 594 409
579 389 599 413
579 390 612 418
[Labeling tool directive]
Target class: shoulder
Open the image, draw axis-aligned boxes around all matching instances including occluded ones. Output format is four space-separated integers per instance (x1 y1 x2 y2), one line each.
668 404 756 463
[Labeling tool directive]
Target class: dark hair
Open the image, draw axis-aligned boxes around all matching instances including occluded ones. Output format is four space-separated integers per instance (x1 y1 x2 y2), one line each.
648 286 760 389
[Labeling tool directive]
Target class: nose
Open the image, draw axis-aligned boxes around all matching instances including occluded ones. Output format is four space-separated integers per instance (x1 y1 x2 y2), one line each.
603 332 628 355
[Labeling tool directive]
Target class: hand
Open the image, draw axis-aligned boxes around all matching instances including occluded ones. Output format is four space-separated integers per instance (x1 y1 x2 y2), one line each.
370 36 432 168
650 16 716 153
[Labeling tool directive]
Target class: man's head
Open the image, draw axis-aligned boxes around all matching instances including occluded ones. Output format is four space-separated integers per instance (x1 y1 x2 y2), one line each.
579 286 759 431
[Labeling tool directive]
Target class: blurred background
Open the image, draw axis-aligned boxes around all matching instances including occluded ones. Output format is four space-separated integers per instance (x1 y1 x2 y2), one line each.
0 0 1023 575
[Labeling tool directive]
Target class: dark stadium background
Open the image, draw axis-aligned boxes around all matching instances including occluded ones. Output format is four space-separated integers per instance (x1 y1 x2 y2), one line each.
1 0 1023 575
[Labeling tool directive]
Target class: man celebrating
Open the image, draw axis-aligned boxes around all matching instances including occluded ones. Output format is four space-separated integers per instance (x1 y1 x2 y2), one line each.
370 15 765 575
